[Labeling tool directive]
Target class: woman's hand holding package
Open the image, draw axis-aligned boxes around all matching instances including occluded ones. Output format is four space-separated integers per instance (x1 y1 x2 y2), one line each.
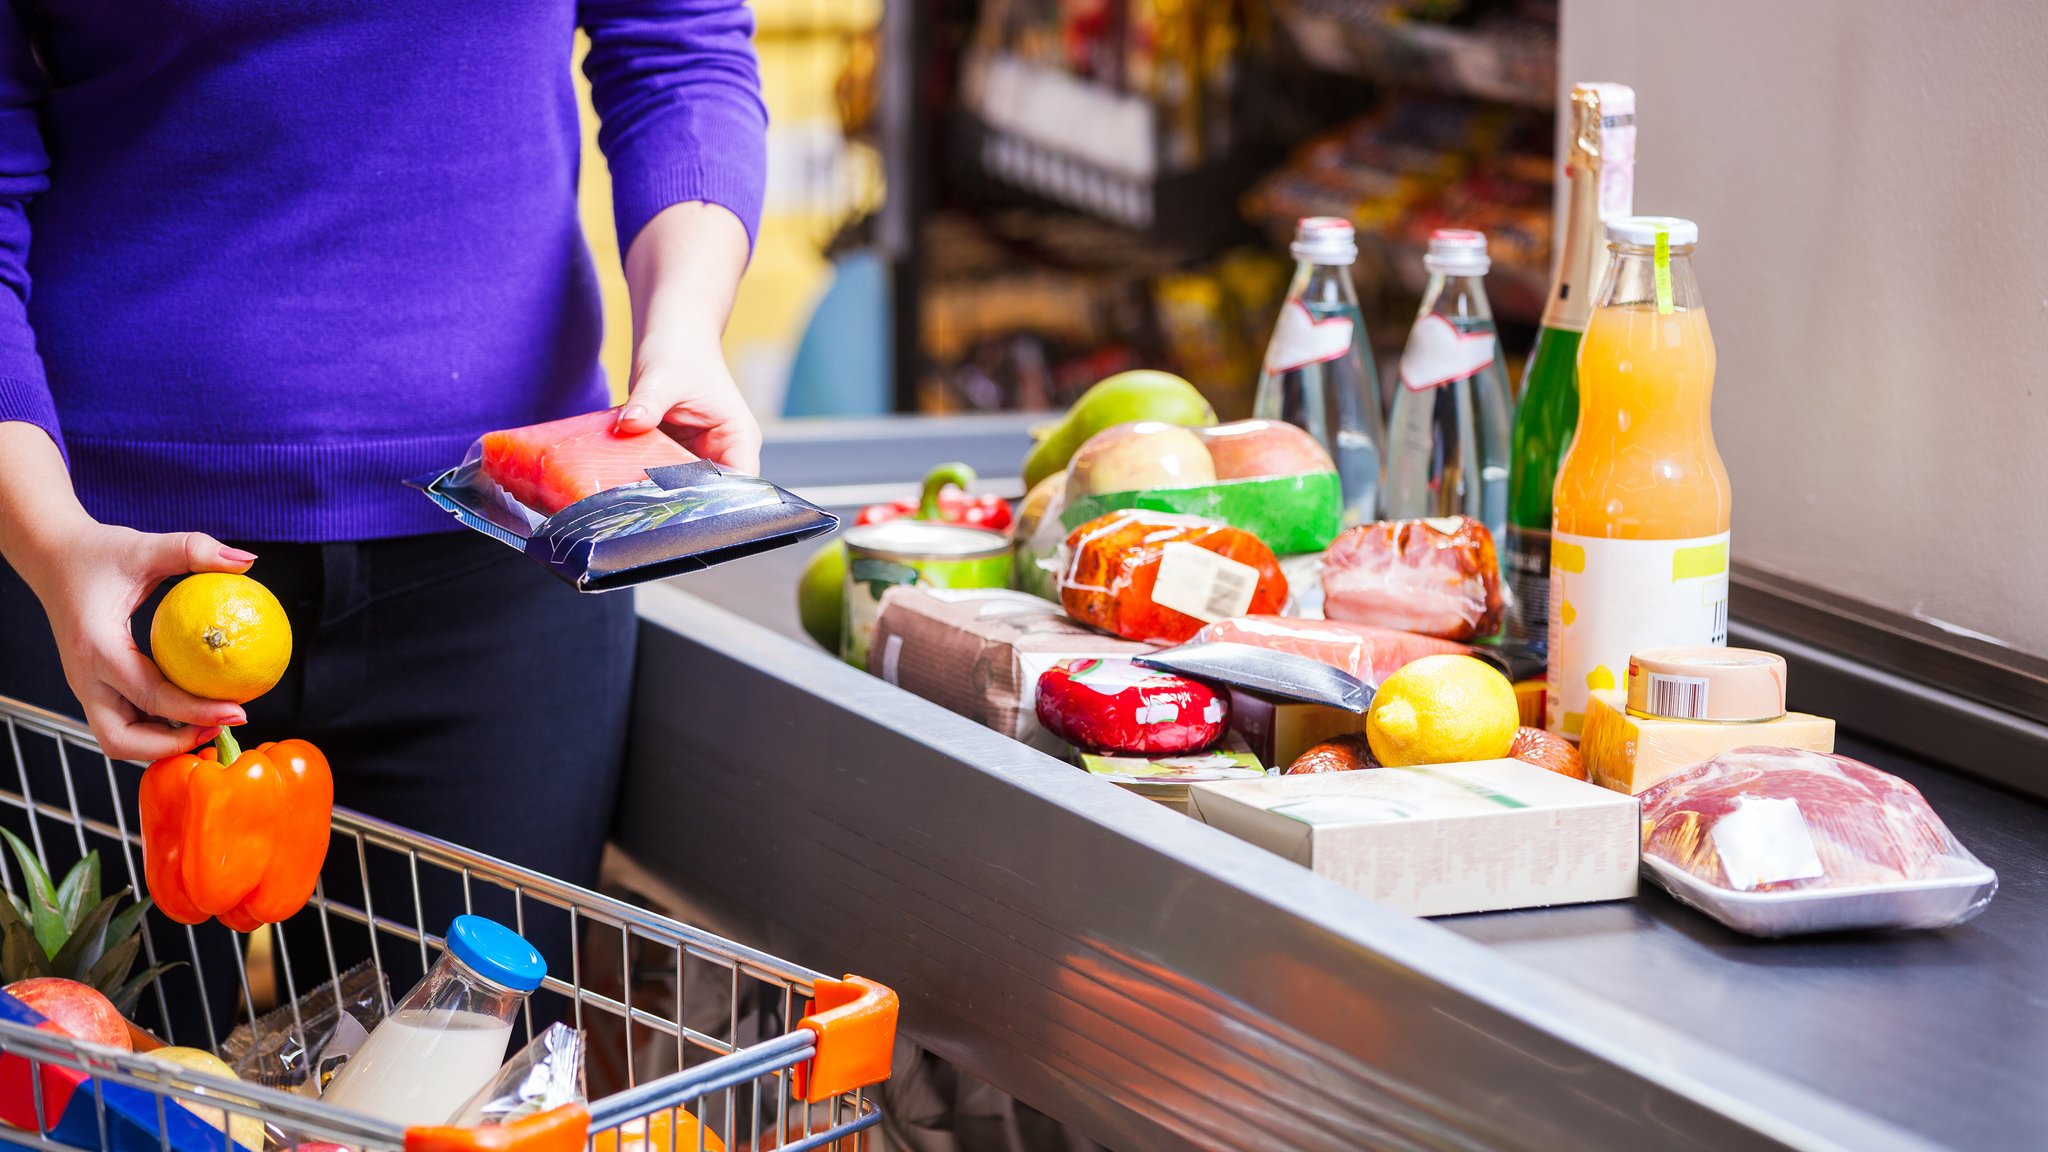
612 201 762 476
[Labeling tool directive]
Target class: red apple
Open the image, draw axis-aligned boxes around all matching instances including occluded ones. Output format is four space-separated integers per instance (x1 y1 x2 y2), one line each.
1065 421 1215 497
1201 420 1335 480
7 978 133 1050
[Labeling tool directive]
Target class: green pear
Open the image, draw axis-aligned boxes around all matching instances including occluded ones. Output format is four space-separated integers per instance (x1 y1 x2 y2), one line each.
1021 370 1215 490
796 541 848 657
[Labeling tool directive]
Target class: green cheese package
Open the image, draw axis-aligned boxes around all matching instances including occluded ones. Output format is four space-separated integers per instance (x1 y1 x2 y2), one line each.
1057 420 1345 555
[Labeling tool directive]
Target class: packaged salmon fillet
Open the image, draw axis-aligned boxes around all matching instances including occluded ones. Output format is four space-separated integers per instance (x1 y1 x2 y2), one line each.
412 408 835 591
1189 616 1468 684
1320 516 1503 640
1058 511 1288 644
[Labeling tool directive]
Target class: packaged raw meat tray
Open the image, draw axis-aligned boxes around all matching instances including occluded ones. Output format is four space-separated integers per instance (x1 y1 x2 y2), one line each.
1638 747 1998 937
412 408 835 591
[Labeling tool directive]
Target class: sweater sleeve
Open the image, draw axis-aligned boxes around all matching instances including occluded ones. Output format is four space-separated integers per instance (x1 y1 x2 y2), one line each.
579 0 769 255
0 7 53 452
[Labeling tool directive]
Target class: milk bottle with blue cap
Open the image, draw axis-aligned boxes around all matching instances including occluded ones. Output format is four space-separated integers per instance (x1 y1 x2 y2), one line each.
321 915 546 1125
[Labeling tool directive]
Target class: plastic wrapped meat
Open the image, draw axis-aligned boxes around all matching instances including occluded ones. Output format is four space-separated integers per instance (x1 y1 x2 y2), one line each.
1059 511 1288 644
481 408 697 516
1639 747 1997 935
1320 517 1502 640
1190 616 1468 685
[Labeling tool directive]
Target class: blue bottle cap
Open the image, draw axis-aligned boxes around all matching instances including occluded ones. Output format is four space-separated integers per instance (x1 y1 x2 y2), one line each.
445 915 545 992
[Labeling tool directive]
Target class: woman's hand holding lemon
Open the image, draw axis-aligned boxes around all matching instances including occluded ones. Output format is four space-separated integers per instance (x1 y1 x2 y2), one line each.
12 521 258 761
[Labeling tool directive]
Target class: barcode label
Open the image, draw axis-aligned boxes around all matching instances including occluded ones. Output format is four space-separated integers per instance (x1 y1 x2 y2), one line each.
1647 673 1711 720
1151 543 1260 623
1710 595 1729 645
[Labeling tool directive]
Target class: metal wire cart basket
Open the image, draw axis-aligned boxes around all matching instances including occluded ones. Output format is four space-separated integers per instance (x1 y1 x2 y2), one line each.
0 696 895 1152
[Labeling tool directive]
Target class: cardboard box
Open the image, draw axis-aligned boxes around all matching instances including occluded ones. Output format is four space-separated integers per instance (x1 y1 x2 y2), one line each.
870 587 1150 753
1078 747 1267 814
1226 687 1369 771
1189 760 1640 917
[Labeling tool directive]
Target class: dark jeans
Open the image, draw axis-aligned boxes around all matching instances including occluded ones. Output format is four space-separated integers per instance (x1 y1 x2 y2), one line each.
0 530 635 1046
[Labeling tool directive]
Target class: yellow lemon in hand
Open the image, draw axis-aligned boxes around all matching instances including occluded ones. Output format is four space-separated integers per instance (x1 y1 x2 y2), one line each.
1366 654 1519 767
150 574 291 703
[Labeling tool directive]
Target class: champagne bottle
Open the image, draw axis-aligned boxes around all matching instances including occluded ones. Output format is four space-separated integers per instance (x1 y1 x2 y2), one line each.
1502 83 1636 657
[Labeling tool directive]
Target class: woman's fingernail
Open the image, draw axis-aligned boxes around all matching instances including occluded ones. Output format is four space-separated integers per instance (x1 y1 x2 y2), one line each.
220 547 258 564
225 710 246 726
617 405 649 426
192 727 221 748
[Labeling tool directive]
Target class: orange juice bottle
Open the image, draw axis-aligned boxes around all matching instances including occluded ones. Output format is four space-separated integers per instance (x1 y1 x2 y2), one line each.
1547 217 1732 739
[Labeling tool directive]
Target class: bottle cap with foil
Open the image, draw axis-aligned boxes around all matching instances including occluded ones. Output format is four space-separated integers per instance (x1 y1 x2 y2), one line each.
1626 648 1788 723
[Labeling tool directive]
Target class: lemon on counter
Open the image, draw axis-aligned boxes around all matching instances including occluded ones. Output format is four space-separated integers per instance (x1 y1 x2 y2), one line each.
147 1046 264 1150
149 574 292 703
1366 654 1520 767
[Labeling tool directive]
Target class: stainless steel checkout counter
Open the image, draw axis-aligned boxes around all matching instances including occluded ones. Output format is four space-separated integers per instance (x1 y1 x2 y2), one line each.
614 415 2047 1152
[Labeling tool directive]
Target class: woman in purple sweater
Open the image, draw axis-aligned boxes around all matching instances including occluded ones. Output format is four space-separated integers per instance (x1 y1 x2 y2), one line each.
0 3 766 975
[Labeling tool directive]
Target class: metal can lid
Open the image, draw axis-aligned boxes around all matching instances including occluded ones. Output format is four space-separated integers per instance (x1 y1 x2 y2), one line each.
1626 647 1788 723
842 519 1009 559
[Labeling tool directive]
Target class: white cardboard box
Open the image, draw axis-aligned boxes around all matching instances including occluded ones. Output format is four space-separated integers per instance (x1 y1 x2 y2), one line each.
1189 760 1641 917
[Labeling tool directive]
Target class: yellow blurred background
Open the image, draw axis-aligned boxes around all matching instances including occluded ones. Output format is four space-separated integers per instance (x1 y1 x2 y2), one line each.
571 1 885 413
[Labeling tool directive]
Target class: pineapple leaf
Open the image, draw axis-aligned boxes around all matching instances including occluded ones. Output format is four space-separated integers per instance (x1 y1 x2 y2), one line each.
0 829 56 912
54 852 100 932
50 893 121 979
0 829 65 957
107 895 152 954
0 886 24 937
107 962 181 1017
1 921 50 982
85 932 140 994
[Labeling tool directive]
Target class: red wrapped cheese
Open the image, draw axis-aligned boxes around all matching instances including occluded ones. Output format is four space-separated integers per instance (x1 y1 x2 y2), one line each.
1320 516 1503 640
1035 658 1228 754
1058 510 1288 644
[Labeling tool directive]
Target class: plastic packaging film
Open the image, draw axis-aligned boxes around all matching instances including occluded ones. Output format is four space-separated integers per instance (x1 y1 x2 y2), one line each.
1319 516 1504 640
1638 748 1998 936
1057 510 1288 644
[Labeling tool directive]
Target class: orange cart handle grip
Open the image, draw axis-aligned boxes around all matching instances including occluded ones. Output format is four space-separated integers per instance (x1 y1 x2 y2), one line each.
406 1103 590 1152
794 974 899 1103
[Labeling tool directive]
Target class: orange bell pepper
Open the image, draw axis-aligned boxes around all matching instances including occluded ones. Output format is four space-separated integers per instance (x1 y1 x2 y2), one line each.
140 730 333 929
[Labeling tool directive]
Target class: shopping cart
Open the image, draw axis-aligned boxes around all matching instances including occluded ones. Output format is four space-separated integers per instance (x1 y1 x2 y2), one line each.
0 695 895 1152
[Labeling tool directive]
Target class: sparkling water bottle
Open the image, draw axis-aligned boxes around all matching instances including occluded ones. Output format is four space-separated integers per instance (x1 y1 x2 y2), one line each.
1384 229 1514 552
1254 217 1386 525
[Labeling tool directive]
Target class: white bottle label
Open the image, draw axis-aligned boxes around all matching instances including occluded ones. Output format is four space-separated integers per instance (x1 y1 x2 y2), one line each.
1262 300 1355 374
1398 313 1498 392
1545 531 1729 739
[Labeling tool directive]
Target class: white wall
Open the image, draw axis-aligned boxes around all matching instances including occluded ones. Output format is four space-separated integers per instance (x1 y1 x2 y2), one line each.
1562 1 2048 657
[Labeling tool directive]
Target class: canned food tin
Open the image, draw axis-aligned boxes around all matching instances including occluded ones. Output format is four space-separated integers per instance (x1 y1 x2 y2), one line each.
842 521 1011 667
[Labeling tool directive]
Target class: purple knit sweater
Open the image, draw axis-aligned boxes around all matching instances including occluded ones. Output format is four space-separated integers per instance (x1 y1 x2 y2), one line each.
0 2 766 541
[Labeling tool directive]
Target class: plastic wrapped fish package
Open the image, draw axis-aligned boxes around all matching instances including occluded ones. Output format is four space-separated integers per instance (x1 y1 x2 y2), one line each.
411 408 835 590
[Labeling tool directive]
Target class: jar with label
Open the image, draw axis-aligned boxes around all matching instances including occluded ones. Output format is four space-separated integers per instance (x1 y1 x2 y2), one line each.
1253 217 1386 525
320 915 545 1126
1547 216 1733 740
